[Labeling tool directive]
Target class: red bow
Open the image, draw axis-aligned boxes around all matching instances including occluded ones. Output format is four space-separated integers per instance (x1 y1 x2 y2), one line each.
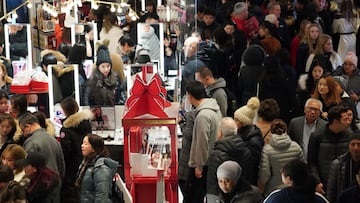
124 74 170 118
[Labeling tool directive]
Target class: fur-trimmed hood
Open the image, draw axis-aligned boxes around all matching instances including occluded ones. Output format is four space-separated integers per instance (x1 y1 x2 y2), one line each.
41 49 67 63
46 119 56 137
51 64 75 78
63 109 94 128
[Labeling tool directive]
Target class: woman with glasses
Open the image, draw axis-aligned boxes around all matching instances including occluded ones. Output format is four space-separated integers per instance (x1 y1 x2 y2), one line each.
333 52 360 104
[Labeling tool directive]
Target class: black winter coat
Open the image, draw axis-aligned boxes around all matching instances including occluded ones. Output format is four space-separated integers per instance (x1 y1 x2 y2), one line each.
206 135 253 195
308 124 350 187
60 109 93 189
237 125 264 185
327 152 360 203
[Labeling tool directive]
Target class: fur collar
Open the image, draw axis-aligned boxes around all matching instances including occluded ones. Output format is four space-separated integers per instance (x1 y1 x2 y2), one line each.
63 109 94 128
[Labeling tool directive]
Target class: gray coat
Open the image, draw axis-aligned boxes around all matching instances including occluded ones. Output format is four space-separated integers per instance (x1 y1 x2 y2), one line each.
207 78 228 117
79 157 118 203
178 110 195 181
258 133 304 195
188 98 222 170
288 116 327 148
23 128 65 180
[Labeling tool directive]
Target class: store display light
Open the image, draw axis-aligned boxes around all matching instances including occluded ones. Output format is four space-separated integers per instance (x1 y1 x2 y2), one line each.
117 6 123 13
110 4 116 12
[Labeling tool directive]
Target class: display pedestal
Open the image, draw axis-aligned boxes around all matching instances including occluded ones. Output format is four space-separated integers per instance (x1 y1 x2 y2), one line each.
122 103 179 203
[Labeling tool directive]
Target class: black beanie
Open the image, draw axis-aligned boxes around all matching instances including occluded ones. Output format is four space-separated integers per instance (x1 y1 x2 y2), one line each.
96 45 112 66
348 131 360 144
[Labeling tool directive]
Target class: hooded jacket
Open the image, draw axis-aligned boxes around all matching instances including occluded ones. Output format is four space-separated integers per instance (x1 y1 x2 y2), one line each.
236 45 265 106
206 135 253 196
259 133 304 195
79 157 119 203
237 125 264 185
60 109 93 188
207 78 228 117
188 98 222 170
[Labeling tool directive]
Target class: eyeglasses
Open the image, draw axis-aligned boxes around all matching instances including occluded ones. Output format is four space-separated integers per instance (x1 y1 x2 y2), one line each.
305 107 321 112
343 63 354 66
20 125 29 132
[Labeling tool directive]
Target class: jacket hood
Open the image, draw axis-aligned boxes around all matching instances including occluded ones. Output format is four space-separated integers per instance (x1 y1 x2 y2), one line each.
63 109 94 128
214 135 248 156
239 125 262 141
52 64 75 78
40 49 67 63
95 157 119 176
45 119 56 137
269 133 291 149
207 78 226 93
194 98 220 116
242 45 266 66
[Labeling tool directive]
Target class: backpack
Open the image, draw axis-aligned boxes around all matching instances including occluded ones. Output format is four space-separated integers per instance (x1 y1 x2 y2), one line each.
210 87 238 117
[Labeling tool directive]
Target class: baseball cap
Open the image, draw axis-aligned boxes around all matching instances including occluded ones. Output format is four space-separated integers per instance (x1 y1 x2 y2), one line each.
15 151 47 168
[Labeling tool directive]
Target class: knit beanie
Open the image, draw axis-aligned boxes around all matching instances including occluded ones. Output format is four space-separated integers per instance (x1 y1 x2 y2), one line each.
217 161 242 184
234 97 260 126
333 75 349 91
344 52 358 67
96 45 112 66
348 131 360 144
242 45 266 66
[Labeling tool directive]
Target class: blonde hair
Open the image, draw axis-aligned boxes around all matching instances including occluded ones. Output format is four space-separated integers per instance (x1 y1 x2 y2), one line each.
313 34 332 55
297 19 311 42
303 23 323 54
1 144 26 175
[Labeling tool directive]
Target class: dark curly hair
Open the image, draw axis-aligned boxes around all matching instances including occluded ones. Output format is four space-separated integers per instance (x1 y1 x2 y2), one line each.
258 99 280 122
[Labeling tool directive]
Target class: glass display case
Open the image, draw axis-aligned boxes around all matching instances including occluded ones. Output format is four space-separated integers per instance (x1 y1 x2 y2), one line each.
122 114 178 203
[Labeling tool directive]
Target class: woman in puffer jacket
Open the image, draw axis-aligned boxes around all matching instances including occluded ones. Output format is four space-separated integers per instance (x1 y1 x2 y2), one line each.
75 134 118 203
258 119 304 195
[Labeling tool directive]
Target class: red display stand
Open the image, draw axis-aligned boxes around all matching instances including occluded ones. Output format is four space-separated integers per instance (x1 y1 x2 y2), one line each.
122 66 178 203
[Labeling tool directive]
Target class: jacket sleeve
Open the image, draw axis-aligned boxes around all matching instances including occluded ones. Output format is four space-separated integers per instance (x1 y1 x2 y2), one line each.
258 146 271 186
326 159 340 203
114 75 125 105
288 120 296 142
189 114 211 170
307 133 320 181
212 89 228 117
93 165 112 203
59 128 72 159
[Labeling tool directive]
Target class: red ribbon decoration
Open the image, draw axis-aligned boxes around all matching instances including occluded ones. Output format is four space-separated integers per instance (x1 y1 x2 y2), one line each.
124 74 170 118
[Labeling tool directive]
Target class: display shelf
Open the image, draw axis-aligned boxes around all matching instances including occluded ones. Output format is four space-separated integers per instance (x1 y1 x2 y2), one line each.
122 103 179 203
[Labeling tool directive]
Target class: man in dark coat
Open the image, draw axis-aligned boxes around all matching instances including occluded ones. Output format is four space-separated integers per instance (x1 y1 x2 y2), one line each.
327 132 360 203
59 97 93 203
308 105 353 193
206 117 252 203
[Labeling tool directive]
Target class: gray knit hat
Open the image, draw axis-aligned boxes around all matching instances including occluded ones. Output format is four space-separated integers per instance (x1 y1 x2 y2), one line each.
333 75 349 91
217 161 242 184
96 45 112 66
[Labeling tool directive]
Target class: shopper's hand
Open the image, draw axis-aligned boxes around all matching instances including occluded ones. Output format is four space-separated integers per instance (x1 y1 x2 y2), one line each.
316 183 325 195
195 168 202 179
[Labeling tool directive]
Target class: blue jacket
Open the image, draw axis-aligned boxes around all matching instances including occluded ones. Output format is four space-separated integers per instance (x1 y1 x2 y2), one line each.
79 157 119 203
264 188 329 203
